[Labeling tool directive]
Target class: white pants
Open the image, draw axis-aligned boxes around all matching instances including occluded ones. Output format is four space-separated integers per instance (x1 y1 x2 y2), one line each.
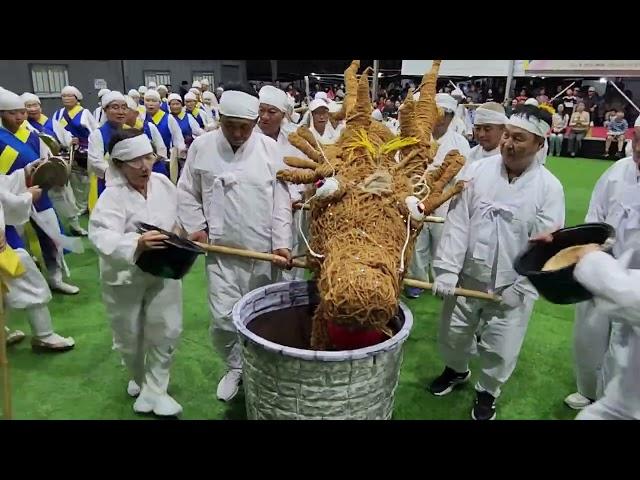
438 276 534 398
69 170 89 214
102 273 182 395
576 396 636 420
573 301 627 400
4 248 56 337
407 222 444 283
206 255 274 370
281 209 307 282
48 183 80 221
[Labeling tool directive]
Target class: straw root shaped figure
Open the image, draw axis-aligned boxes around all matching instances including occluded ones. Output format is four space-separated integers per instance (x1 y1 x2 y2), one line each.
277 60 467 350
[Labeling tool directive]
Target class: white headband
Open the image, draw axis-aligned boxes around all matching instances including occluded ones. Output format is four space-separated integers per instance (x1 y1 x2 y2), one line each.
192 81 202 89
435 93 458 113
188 88 200 96
124 95 138 110
128 89 140 98
259 85 288 113
144 90 161 101
111 134 153 161
167 93 182 104
157 85 168 92
184 92 197 102
21 92 40 105
98 88 111 98
101 91 126 108
0 90 25 110
219 91 259 120
61 86 83 100
508 114 550 138
474 107 508 126
309 99 329 112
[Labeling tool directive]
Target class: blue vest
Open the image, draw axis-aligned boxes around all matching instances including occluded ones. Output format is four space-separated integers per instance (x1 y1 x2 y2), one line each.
160 100 169 113
28 115 58 141
97 122 123 196
145 111 172 150
0 128 59 249
190 108 205 129
172 112 193 141
62 106 91 147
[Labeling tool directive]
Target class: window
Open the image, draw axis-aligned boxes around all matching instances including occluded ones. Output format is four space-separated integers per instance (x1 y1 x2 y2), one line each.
30 64 69 98
193 72 215 88
144 71 171 87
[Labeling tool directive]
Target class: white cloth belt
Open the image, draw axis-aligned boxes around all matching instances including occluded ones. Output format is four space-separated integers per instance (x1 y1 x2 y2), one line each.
210 172 238 236
473 199 518 288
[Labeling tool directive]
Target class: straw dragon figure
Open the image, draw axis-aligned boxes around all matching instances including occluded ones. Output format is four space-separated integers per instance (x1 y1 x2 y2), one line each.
277 60 467 350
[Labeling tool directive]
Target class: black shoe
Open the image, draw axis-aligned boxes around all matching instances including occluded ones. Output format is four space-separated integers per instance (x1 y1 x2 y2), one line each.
471 391 496 420
428 366 471 396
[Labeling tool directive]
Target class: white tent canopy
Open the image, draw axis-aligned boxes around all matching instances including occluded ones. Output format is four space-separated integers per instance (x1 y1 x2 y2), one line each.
402 60 640 78
401 60 525 77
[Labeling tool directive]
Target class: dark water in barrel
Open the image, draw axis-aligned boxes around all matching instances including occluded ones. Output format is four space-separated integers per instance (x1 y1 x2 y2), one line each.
247 304 404 350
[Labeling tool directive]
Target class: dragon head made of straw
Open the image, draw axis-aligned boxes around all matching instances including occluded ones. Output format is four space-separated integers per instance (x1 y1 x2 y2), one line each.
277 60 467 350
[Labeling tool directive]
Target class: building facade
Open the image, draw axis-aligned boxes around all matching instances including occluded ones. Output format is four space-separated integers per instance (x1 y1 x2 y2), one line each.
0 60 247 114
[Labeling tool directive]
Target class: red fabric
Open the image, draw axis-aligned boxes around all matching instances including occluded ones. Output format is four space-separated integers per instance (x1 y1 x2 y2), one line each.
587 126 635 140
326 320 387 350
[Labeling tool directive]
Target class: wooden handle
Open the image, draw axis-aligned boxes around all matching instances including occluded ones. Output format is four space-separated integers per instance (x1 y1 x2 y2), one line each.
292 203 444 224
0 284 12 419
193 242 307 269
403 278 500 302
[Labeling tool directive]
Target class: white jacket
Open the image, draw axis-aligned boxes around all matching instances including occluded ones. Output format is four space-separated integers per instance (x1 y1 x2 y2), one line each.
574 250 640 418
434 154 565 296
177 129 292 253
584 156 640 265
88 171 178 286
52 107 98 147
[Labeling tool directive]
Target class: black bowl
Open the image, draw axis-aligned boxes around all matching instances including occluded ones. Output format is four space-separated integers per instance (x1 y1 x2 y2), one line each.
135 222 205 279
513 223 615 304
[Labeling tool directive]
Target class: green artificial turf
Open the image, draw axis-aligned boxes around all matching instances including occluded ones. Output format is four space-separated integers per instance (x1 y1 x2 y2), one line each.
6 156 613 420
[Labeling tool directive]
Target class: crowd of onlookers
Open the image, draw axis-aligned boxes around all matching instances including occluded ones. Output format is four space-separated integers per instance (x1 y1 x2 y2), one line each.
249 75 638 159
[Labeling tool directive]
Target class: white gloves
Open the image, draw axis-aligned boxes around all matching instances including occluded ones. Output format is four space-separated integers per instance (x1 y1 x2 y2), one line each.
500 284 525 308
432 272 459 298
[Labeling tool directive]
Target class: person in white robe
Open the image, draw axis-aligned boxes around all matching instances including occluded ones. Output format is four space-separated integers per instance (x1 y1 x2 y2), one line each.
51 85 98 234
256 85 309 282
93 88 110 126
571 240 640 420
0 164 75 352
177 87 292 402
465 102 508 166
563 127 640 411
88 130 183 417
429 104 565 420
405 92 471 298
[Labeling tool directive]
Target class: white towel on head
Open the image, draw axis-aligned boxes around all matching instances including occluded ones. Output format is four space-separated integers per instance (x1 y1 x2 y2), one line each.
101 91 126 108
61 85 83 100
259 85 288 113
509 113 550 138
0 90 25 110
21 92 40 105
167 93 182 104
218 91 259 120
111 134 153 161
144 89 161 101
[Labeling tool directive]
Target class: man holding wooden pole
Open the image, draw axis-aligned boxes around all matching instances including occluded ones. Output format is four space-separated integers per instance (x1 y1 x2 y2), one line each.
429 104 565 420
177 84 292 403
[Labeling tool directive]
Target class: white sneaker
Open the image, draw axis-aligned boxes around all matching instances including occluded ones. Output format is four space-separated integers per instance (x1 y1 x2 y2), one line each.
127 380 141 397
153 394 183 417
564 392 593 410
133 387 156 414
49 280 80 295
216 369 242 402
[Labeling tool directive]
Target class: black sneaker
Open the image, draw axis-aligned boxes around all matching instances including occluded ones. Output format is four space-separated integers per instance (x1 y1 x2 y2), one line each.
471 391 496 420
428 366 471 396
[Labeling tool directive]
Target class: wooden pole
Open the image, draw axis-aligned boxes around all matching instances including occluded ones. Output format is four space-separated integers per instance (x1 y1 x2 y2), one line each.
402 278 500 302
0 283 12 419
194 243 499 302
